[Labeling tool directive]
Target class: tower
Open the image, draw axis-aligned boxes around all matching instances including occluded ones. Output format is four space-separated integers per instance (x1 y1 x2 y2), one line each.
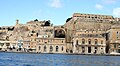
16 19 19 25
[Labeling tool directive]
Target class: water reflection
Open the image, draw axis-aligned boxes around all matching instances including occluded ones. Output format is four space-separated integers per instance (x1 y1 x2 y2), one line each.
0 52 120 66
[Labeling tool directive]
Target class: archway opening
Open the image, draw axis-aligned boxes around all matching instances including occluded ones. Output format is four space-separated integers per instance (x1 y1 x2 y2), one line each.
54 29 65 38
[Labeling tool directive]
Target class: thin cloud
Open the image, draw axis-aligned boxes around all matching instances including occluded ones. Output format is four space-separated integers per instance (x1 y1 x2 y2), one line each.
50 0 62 8
102 0 117 4
95 4 103 10
113 8 120 17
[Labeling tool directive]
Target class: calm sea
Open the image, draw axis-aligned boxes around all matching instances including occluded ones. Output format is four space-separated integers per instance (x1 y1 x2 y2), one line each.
0 52 120 66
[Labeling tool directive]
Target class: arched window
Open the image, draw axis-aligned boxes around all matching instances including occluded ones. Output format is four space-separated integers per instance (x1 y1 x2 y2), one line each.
56 46 59 52
88 39 91 44
61 46 64 51
39 46 41 50
82 39 85 44
76 40 78 45
101 40 103 44
50 46 53 52
82 47 85 53
95 39 98 44
44 46 47 52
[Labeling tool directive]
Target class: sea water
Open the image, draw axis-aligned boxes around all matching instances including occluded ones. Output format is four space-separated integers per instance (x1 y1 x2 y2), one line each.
0 52 120 66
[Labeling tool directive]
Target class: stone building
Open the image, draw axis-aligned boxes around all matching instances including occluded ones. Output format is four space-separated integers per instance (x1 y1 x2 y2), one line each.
64 12 120 54
35 25 66 53
72 30 106 54
108 25 120 53
0 41 23 52
64 13 115 43
36 38 66 53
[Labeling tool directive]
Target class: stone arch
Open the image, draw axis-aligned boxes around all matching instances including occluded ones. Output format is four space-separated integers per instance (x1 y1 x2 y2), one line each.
95 39 98 44
44 45 47 52
88 39 91 44
50 46 53 52
82 39 85 44
56 46 59 52
54 29 66 38
39 46 41 50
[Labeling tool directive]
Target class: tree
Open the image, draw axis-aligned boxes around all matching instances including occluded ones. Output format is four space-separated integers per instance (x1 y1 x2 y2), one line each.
44 20 50 26
66 17 72 23
34 19 38 22
8 27 14 31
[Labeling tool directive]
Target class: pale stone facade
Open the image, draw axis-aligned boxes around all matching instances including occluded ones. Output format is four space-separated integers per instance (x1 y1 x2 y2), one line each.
108 25 120 53
36 38 66 53
73 30 106 54
0 12 120 54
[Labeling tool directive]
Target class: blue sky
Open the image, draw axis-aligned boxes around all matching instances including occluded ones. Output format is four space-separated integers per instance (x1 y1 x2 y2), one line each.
0 0 120 26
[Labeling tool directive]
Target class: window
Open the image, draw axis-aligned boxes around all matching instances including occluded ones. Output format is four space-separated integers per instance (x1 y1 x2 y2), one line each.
31 34 33 36
90 34 92 37
117 31 119 34
34 39 36 41
119 44 120 48
50 46 53 52
88 47 91 53
101 40 103 44
88 39 91 44
62 40 63 43
82 47 85 53
118 49 120 53
0 43 4 46
6 43 10 46
114 44 116 48
95 34 98 37
95 16 97 18
95 47 97 49
82 39 85 44
62 46 64 51
56 46 59 52
44 46 47 52
117 37 119 39
88 16 90 18
76 40 78 45
39 46 41 50
95 39 98 44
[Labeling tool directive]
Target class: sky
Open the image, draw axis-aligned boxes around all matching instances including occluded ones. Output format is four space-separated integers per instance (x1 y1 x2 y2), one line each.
0 0 120 26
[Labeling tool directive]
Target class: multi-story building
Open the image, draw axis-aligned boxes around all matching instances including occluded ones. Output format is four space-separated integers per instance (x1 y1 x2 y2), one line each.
108 25 120 53
73 30 106 54
36 38 66 53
